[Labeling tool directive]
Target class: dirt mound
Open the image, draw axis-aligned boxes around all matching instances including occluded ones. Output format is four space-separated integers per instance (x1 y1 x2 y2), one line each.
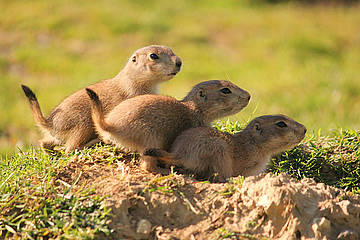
58 157 360 239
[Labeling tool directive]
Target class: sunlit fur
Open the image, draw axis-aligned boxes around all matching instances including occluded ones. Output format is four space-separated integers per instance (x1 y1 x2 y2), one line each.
22 45 182 153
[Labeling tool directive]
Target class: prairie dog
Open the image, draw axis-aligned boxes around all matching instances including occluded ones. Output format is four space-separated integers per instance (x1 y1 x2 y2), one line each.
144 114 306 182
21 45 182 153
86 80 250 169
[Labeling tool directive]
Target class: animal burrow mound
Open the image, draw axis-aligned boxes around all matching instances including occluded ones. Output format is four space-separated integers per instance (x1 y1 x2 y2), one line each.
89 163 360 240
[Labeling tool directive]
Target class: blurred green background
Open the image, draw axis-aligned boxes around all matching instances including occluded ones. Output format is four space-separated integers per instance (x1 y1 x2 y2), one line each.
1 0 359 155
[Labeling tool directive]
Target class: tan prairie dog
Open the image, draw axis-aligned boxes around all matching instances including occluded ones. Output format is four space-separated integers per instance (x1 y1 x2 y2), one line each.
21 45 182 153
85 80 250 170
144 114 306 182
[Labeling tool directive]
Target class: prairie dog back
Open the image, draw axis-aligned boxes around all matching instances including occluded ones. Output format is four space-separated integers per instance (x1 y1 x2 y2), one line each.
88 93 198 152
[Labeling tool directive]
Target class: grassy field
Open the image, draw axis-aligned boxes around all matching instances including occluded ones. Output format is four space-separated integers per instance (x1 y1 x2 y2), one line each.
0 0 359 155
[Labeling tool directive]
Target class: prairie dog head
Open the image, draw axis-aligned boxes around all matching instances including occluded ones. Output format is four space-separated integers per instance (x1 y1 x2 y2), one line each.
123 45 182 83
245 114 307 154
183 80 251 122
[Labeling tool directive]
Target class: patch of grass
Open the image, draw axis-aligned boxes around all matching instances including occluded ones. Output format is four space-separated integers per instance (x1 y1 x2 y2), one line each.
246 221 257 229
213 227 269 240
220 176 245 197
213 228 237 239
0 187 111 239
143 173 202 215
68 142 138 167
0 147 113 239
214 120 246 135
143 173 185 195
270 129 360 194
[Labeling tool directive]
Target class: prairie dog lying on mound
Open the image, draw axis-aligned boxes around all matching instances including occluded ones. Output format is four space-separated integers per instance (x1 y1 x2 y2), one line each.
21 45 182 153
86 80 251 170
144 114 306 182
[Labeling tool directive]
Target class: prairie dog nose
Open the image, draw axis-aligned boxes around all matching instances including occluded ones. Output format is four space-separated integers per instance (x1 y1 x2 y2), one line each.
297 123 307 136
239 89 251 101
175 57 182 68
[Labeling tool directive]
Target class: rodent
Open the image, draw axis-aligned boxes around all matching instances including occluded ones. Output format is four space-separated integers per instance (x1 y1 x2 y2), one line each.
21 45 182 153
85 80 251 171
143 114 306 182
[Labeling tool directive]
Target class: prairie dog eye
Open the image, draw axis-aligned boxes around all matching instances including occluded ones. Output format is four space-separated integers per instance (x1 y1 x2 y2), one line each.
132 56 136 62
220 88 232 94
276 121 287 128
150 53 159 60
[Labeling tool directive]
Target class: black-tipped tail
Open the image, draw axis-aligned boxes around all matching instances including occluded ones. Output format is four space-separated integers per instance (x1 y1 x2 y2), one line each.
143 148 165 157
85 88 100 105
85 87 112 133
21 85 37 102
20 84 48 129
143 148 177 166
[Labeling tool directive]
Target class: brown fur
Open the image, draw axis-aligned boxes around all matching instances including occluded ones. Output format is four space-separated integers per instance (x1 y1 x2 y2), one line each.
21 45 182 153
144 114 306 182
86 80 250 170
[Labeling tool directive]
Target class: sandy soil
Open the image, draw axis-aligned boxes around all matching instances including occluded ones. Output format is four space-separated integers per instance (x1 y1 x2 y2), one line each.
58 155 360 240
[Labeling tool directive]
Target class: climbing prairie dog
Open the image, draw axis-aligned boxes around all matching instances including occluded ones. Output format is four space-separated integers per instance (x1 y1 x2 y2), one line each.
144 114 306 182
21 45 182 153
86 80 250 170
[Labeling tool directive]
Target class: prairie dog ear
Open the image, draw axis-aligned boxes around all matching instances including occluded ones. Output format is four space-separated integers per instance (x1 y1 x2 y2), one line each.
131 54 137 64
254 122 262 135
197 89 207 101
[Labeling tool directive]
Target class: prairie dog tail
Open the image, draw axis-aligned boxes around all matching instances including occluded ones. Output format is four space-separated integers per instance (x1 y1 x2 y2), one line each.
85 88 112 132
21 85 49 130
143 148 179 165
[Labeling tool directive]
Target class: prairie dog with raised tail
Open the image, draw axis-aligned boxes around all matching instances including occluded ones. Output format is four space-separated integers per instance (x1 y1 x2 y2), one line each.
86 80 250 170
22 45 182 153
